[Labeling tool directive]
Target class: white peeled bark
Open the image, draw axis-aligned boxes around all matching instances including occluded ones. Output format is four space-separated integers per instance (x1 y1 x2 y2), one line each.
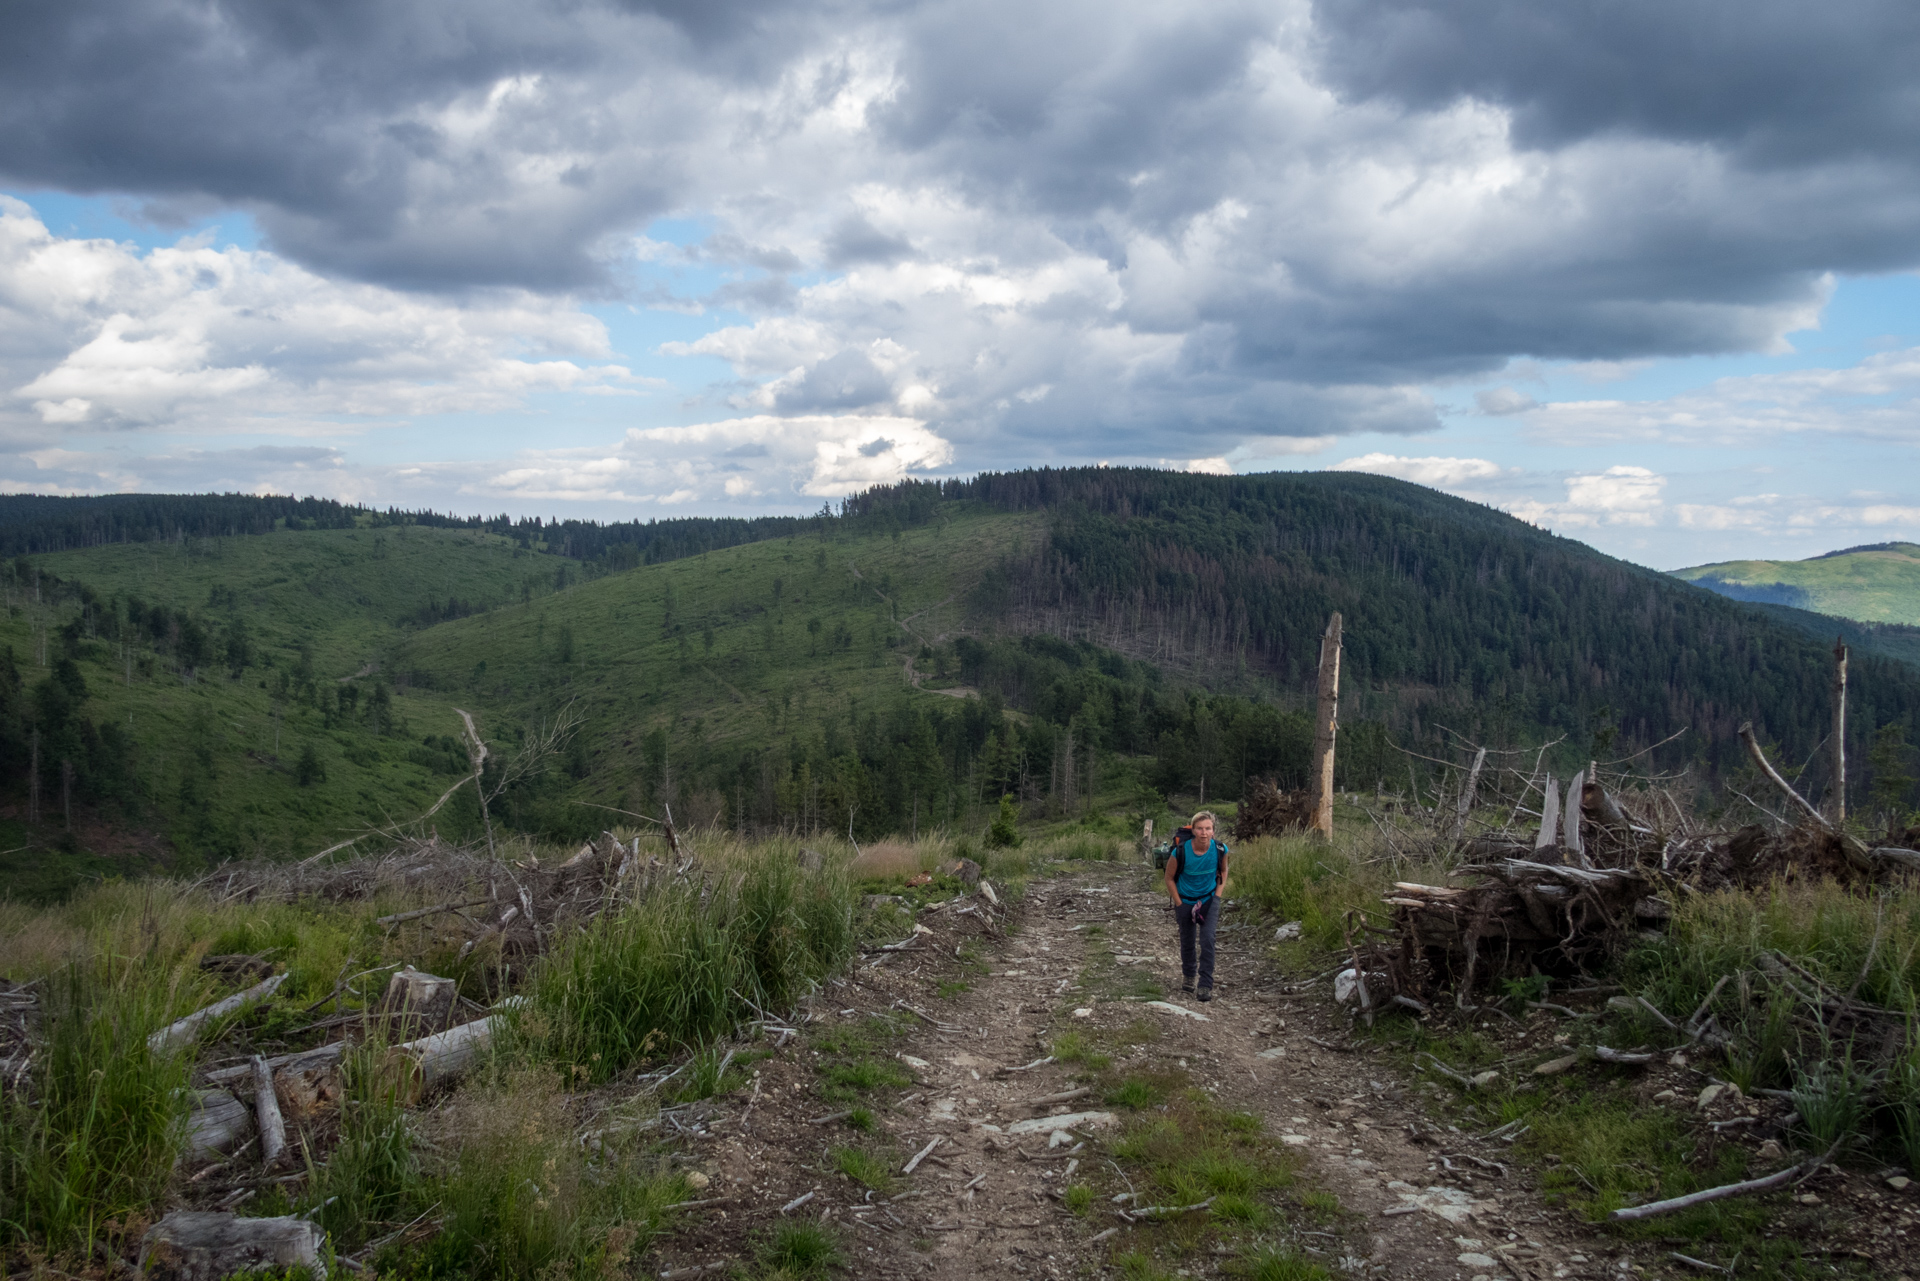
1535 774 1559 851
149 973 287 1054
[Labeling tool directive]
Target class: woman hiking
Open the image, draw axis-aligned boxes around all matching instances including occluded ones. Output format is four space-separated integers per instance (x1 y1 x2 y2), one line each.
1163 810 1228 1001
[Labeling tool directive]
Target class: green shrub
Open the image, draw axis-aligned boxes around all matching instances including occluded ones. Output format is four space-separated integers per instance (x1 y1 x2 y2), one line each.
830 1145 894 1192
987 795 1022 848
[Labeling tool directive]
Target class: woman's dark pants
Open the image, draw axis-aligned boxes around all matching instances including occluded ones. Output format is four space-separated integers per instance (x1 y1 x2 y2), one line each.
1178 896 1220 990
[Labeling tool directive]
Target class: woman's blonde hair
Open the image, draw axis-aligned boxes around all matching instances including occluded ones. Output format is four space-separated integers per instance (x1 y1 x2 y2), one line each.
1190 809 1218 828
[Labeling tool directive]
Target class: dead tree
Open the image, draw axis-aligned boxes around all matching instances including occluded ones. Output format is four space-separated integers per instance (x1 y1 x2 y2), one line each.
1832 638 1848 824
1307 613 1343 838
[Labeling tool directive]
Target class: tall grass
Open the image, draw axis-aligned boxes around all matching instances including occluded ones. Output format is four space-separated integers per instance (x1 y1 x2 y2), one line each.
520 841 854 1081
392 1066 685 1279
1230 834 1388 949
0 956 196 1254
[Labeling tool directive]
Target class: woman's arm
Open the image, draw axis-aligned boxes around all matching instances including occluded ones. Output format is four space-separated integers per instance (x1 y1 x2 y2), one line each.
1164 852 1181 905
1217 848 1229 896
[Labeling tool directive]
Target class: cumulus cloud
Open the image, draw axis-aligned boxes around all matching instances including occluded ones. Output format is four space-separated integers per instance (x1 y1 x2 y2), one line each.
1517 344 1920 445
1331 452 1507 488
481 414 953 504
0 198 637 435
5 0 1920 505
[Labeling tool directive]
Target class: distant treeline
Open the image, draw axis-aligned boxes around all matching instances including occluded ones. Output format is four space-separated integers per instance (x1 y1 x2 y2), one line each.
0 492 838 565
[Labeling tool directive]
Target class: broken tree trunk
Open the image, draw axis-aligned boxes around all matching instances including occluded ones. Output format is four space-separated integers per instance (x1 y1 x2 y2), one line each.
1535 774 1559 851
1307 613 1343 838
1832 638 1848 824
1562 771 1587 868
250 1056 287 1167
1451 746 1487 840
150 973 288 1054
140 1211 327 1281
1139 819 1154 865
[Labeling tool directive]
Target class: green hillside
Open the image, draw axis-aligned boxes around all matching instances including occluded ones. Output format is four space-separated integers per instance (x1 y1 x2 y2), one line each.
6 478 1920 900
0 525 558 896
1674 542 1920 625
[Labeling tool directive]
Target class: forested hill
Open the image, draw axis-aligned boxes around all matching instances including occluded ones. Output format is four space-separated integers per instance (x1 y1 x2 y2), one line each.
849 469 1920 779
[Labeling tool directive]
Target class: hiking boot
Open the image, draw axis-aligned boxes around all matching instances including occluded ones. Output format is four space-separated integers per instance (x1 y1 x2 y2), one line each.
1181 977 1196 995
1197 986 1214 1003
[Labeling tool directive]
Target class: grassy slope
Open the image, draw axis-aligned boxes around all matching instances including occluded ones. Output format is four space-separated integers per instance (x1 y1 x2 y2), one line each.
0 508 1035 894
1673 542 1920 624
2 527 552 890
392 504 1038 809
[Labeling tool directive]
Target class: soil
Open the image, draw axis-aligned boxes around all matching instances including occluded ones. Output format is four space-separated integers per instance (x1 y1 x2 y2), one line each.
638 863 1920 1281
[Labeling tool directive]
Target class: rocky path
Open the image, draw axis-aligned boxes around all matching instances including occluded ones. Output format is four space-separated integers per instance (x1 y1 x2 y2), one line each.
651 864 1618 1280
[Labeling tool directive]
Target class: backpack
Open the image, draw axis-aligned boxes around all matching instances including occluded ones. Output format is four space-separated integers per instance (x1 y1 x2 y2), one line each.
1152 825 1194 871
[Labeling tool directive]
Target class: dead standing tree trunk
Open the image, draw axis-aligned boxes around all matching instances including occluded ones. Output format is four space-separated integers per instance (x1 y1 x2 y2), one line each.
1832 637 1848 824
1307 613 1342 838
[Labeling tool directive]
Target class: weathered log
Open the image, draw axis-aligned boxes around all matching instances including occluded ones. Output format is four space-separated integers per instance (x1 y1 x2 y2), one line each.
184 1089 253 1161
251 1056 287 1167
385 1014 501 1100
203 1041 344 1086
1871 846 1920 872
375 899 489 928
150 973 288 1053
140 1211 327 1281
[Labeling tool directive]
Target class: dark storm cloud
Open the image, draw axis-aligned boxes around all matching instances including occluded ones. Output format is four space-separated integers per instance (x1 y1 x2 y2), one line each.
1310 0 1920 168
12 0 1920 466
0 0 706 290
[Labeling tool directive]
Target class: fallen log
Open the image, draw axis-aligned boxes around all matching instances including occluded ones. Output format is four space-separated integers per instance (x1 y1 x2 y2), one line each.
150 973 288 1053
1738 723 1872 871
251 1056 287 1167
385 1013 502 1100
376 898 490 928
140 1211 327 1281
203 1042 344 1086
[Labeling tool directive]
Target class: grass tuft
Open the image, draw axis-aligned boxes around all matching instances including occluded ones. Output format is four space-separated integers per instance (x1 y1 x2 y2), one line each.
830 1144 895 1192
758 1221 842 1277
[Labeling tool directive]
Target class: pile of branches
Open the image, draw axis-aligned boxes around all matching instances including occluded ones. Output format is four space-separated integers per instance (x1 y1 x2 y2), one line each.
1347 723 1920 1011
193 819 704 980
1235 778 1313 840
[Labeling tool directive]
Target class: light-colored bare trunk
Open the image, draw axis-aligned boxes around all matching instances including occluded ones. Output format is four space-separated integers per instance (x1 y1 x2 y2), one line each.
150 973 288 1054
250 1056 287 1167
1831 638 1848 823
1535 774 1559 851
1307 613 1343 838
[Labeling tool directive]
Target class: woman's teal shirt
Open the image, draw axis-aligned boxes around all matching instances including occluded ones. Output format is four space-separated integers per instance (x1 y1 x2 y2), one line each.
1174 839 1225 903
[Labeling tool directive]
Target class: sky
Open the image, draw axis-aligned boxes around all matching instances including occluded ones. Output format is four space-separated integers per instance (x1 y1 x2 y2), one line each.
3 1 1919 571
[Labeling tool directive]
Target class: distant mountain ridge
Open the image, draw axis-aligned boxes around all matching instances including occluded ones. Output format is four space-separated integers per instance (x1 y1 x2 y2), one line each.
1673 542 1920 626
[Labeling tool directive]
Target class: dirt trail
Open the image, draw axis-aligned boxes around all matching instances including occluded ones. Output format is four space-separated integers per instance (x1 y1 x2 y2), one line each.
651 865 1614 1279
